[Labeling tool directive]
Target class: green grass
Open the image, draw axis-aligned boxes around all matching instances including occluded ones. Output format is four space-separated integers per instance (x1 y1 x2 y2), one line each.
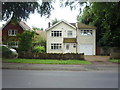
3 58 91 65
109 59 120 63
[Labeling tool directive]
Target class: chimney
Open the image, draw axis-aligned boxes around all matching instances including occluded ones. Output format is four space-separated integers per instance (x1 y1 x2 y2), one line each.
48 22 51 28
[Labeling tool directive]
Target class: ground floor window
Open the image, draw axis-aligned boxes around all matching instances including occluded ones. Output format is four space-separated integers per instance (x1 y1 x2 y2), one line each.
51 43 62 50
7 41 18 46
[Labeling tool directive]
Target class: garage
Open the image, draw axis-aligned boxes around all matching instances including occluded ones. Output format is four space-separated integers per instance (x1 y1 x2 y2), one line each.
80 44 93 55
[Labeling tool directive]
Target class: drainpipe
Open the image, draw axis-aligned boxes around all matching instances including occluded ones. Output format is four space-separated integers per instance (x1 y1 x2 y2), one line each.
76 22 78 53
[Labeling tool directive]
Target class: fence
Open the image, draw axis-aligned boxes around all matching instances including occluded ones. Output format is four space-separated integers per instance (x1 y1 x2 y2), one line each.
19 53 84 60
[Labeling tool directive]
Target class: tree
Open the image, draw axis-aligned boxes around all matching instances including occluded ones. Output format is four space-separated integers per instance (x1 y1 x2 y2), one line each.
77 2 120 47
17 30 35 55
51 18 59 25
2 1 54 21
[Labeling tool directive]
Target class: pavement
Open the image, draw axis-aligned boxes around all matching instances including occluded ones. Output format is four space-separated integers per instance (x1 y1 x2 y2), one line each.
1 55 119 71
2 62 118 71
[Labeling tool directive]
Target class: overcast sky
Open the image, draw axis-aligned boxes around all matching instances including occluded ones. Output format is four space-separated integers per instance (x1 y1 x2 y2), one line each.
0 1 85 29
25 1 85 29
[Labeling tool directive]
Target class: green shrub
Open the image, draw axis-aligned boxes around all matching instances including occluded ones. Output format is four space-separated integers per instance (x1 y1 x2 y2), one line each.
1 46 18 58
1 46 12 58
32 46 45 53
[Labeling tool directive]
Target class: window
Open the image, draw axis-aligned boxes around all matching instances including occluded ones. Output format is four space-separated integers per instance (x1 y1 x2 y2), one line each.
8 29 17 36
7 41 18 46
73 44 76 48
81 30 92 35
67 31 72 37
51 43 62 50
51 31 62 37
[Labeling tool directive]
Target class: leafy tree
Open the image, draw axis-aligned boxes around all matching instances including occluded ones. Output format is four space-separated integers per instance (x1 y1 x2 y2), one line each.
32 46 45 53
32 26 41 31
77 2 120 47
51 18 59 25
2 1 54 21
17 30 35 55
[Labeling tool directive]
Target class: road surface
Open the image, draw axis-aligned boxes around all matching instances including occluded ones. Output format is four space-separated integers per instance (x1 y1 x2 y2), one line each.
2 69 118 88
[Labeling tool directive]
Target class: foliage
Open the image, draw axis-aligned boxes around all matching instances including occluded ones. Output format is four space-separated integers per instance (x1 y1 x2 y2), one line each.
77 2 120 47
17 30 35 54
33 33 46 48
2 2 54 21
3 59 91 65
32 26 42 31
1 46 12 58
32 46 45 53
1 46 18 58
51 18 59 25
109 59 120 63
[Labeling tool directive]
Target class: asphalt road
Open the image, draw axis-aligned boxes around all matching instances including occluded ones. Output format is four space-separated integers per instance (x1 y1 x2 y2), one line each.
2 70 118 88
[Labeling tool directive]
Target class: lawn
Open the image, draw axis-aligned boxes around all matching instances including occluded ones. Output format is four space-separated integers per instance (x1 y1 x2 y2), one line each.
109 59 120 64
3 58 92 65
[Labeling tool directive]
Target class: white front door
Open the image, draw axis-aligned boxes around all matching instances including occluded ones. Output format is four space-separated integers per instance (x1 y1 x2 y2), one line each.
80 44 93 55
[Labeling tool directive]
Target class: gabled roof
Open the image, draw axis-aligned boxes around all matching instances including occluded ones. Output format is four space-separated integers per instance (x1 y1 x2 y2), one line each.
77 23 96 29
63 38 77 43
46 20 76 31
19 21 31 30
2 19 31 30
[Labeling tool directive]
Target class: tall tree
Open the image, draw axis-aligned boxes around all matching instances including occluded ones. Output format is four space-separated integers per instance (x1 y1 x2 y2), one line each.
77 2 120 47
2 1 54 21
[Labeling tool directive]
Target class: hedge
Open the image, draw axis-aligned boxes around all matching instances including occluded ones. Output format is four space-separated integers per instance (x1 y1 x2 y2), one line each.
18 52 84 60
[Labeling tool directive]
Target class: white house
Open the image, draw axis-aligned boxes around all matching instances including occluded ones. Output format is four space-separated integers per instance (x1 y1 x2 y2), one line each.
46 20 96 55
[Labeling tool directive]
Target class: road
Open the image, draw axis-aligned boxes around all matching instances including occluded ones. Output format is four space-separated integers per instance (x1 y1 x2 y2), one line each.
2 69 118 88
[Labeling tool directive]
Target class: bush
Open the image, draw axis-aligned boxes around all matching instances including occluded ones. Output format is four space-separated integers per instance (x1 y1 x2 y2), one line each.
1 46 12 58
1 45 18 58
32 46 45 53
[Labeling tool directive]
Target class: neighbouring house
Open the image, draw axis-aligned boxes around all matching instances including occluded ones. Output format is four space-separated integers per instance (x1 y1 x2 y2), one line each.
46 20 96 55
2 19 31 48
34 30 46 46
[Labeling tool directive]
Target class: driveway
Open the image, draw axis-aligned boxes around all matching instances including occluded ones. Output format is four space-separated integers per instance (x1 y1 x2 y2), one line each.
84 55 114 64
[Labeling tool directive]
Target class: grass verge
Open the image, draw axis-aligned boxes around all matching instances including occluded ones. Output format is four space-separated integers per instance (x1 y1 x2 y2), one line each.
109 59 120 64
3 58 91 65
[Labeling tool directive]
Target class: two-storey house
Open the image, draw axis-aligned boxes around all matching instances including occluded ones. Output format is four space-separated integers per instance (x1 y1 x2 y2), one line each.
46 20 96 55
2 19 31 48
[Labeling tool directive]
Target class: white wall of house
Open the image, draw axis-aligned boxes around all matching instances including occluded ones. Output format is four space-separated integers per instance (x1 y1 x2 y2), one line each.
46 21 76 53
63 43 77 53
77 29 96 55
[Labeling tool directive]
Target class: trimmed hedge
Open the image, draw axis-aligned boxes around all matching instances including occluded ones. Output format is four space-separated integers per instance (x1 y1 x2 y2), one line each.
18 53 84 60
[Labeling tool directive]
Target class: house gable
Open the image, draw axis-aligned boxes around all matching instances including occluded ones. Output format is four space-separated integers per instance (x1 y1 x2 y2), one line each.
46 20 76 31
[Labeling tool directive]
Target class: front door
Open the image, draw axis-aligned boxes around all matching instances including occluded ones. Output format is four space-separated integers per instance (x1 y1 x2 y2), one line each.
65 44 70 53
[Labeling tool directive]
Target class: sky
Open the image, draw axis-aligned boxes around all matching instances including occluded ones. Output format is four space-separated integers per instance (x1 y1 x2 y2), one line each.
25 1 84 29
0 1 85 29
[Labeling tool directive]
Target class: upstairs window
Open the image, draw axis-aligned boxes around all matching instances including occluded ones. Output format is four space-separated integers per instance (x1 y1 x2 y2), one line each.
51 31 62 37
67 31 73 37
81 30 93 36
8 29 17 36
51 43 62 50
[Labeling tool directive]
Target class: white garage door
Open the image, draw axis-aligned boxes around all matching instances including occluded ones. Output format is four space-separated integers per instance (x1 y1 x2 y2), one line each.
80 44 93 55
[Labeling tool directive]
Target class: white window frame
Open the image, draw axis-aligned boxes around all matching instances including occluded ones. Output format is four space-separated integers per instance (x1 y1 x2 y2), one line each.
67 31 73 37
51 43 62 50
51 31 62 37
80 30 93 36
7 41 18 46
8 29 17 36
